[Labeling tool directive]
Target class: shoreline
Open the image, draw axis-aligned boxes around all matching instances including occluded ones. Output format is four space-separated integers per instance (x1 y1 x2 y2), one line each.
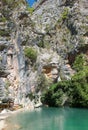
0 108 34 130
0 113 10 130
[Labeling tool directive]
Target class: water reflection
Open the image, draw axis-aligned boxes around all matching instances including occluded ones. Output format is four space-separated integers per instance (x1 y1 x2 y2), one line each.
6 107 88 130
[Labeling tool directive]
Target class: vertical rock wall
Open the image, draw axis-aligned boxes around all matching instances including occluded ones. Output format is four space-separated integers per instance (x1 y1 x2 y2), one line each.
0 0 88 108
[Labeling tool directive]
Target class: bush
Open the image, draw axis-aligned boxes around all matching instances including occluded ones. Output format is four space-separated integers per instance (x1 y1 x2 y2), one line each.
0 56 2 61
36 74 52 93
56 8 69 24
38 41 44 48
26 92 35 101
71 66 88 107
61 8 69 21
27 7 34 14
41 54 88 108
0 17 7 22
24 47 37 63
5 80 11 89
0 30 10 37
41 81 72 107
0 44 7 51
73 53 85 72
2 0 26 9
38 41 50 49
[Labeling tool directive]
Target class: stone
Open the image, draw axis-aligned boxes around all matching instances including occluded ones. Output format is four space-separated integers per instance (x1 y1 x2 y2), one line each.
0 0 88 109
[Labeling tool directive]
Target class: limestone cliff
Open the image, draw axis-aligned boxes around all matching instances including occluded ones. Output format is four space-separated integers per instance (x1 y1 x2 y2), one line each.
0 0 88 109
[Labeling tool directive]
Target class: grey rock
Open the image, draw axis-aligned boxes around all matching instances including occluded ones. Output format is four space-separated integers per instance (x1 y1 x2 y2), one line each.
0 0 88 108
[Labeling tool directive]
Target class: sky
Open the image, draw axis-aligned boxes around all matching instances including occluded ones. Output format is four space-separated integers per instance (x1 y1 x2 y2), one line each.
26 0 37 7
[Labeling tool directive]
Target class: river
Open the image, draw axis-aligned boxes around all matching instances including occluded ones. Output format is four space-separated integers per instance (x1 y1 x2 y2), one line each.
6 107 88 130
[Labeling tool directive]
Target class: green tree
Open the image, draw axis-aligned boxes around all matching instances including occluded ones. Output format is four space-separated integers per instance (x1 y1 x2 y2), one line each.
24 47 37 63
41 54 88 108
73 53 85 72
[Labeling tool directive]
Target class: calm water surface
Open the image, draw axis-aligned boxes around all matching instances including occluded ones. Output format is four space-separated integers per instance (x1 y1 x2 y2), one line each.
7 107 88 130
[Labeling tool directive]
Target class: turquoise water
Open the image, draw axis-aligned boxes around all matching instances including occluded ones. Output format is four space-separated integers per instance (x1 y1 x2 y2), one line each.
7 107 88 130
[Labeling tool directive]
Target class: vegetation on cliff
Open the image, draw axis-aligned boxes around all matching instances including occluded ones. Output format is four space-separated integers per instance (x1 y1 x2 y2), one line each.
24 47 37 63
0 0 88 109
41 54 88 108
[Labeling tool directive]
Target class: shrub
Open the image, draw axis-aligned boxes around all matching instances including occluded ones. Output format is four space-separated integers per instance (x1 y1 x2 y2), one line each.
41 54 88 108
27 7 34 14
0 17 7 22
38 41 44 48
61 8 69 21
71 67 88 107
41 80 72 107
24 47 37 63
0 30 10 37
26 92 35 101
0 56 2 61
2 0 26 9
72 53 86 72
56 8 69 25
5 80 11 89
38 41 50 49
36 74 52 93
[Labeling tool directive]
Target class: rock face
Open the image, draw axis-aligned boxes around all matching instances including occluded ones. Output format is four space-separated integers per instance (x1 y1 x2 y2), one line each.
0 0 88 108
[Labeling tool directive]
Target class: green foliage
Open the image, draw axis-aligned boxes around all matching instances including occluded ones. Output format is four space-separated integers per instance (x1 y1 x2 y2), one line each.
0 44 7 51
0 17 7 22
27 7 34 14
73 53 85 72
71 66 88 107
2 0 26 9
36 74 52 92
0 56 2 61
38 41 44 48
61 8 69 21
5 80 11 89
26 92 35 101
24 47 37 63
37 41 50 49
44 42 50 49
72 66 88 81
0 30 10 37
57 8 69 24
81 25 88 32
57 18 62 23
41 80 72 107
2 0 13 4
42 54 88 108
2 0 24 5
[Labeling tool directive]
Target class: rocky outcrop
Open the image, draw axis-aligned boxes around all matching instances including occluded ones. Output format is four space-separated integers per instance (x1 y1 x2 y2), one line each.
0 64 9 77
0 0 88 109
32 0 88 56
